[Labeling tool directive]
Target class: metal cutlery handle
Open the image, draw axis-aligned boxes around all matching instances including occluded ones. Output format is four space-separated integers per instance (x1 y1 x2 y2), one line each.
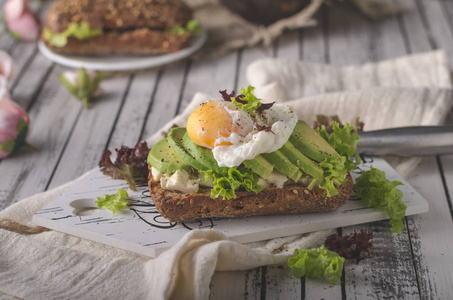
357 126 453 156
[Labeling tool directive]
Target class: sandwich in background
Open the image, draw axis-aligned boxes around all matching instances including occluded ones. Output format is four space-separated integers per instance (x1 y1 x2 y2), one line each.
41 0 201 55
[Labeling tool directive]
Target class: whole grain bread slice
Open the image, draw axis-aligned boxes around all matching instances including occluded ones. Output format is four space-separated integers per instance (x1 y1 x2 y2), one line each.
148 164 353 222
45 0 193 32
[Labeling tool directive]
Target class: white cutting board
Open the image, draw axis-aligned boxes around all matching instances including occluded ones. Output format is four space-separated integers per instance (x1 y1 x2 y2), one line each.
33 156 428 258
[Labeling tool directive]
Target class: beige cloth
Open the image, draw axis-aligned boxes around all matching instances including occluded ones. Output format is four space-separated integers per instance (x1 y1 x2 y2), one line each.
1 50 452 300
187 0 400 58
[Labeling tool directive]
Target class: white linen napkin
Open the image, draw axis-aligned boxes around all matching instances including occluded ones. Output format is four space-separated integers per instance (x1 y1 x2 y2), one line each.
1 50 452 300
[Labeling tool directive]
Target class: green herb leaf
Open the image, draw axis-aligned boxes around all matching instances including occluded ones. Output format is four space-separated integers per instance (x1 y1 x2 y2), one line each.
0 117 30 155
317 121 361 172
0 139 15 153
43 22 103 47
58 74 77 95
167 19 202 35
186 20 202 35
96 189 129 214
201 167 262 200
288 245 345 285
89 72 105 95
77 68 89 95
355 166 406 233
231 85 262 112
59 68 105 108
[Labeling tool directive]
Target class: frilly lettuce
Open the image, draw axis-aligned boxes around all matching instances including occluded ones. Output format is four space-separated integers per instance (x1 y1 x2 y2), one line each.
99 141 150 191
231 85 262 112
318 155 348 197
288 245 345 285
325 229 373 264
314 121 361 196
317 121 361 172
355 166 406 233
43 22 103 47
202 167 262 200
96 189 129 214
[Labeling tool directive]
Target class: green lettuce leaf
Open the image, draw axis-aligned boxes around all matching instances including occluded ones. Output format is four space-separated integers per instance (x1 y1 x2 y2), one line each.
43 22 103 47
355 166 406 233
318 155 348 197
231 85 262 112
58 68 105 108
288 245 345 285
201 167 262 200
96 189 129 214
317 121 361 172
167 19 202 35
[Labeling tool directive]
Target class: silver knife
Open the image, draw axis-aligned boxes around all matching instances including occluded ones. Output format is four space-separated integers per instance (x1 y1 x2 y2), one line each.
357 126 453 156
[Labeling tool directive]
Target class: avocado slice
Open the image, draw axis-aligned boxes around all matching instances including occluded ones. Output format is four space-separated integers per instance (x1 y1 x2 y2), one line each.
290 120 339 162
279 141 323 180
243 155 274 179
181 132 229 175
147 137 189 173
168 127 209 171
262 150 302 182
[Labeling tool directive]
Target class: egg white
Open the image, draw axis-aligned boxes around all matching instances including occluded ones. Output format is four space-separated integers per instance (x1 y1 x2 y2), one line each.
212 102 297 167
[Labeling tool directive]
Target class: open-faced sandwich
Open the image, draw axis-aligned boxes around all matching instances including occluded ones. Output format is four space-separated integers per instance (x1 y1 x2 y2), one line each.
147 86 360 222
41 0 200 55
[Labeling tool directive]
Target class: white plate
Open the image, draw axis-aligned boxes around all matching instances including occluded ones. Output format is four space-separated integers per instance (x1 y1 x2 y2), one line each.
38 28 207 71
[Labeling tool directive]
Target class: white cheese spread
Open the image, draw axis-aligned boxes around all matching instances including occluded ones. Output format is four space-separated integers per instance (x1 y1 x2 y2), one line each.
258 171 288 189
155 168 200 194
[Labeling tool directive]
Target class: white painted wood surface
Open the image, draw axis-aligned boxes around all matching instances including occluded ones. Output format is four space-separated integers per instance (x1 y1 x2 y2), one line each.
1 0 453 299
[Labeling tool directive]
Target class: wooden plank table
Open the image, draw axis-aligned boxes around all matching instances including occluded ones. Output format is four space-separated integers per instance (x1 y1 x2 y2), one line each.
1 1 453 299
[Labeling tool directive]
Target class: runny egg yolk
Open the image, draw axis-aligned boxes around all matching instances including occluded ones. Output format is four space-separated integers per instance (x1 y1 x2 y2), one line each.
186 101 235 149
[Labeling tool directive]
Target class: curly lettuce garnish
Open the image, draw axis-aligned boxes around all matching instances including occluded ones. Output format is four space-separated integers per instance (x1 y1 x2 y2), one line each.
100 141 150 191
355 166 406 233
313 115 364 134
201 167 262 200
317 121 361 172
288 245 345 285
318 155 348 197
167 19 202 35
96 189 129 214
325 229 373 263
43 22 103 47
219 86 275 114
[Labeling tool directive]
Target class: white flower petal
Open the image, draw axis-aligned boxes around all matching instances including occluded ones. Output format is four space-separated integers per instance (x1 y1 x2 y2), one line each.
4 0 25 21
0 51 14 81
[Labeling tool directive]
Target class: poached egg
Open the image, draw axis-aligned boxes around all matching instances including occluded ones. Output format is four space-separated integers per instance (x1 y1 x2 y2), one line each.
186 100 297 167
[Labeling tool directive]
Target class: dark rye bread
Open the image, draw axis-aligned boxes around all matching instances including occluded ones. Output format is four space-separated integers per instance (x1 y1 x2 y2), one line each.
43 0 194 55
148 165 353 222
45 0 192 32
